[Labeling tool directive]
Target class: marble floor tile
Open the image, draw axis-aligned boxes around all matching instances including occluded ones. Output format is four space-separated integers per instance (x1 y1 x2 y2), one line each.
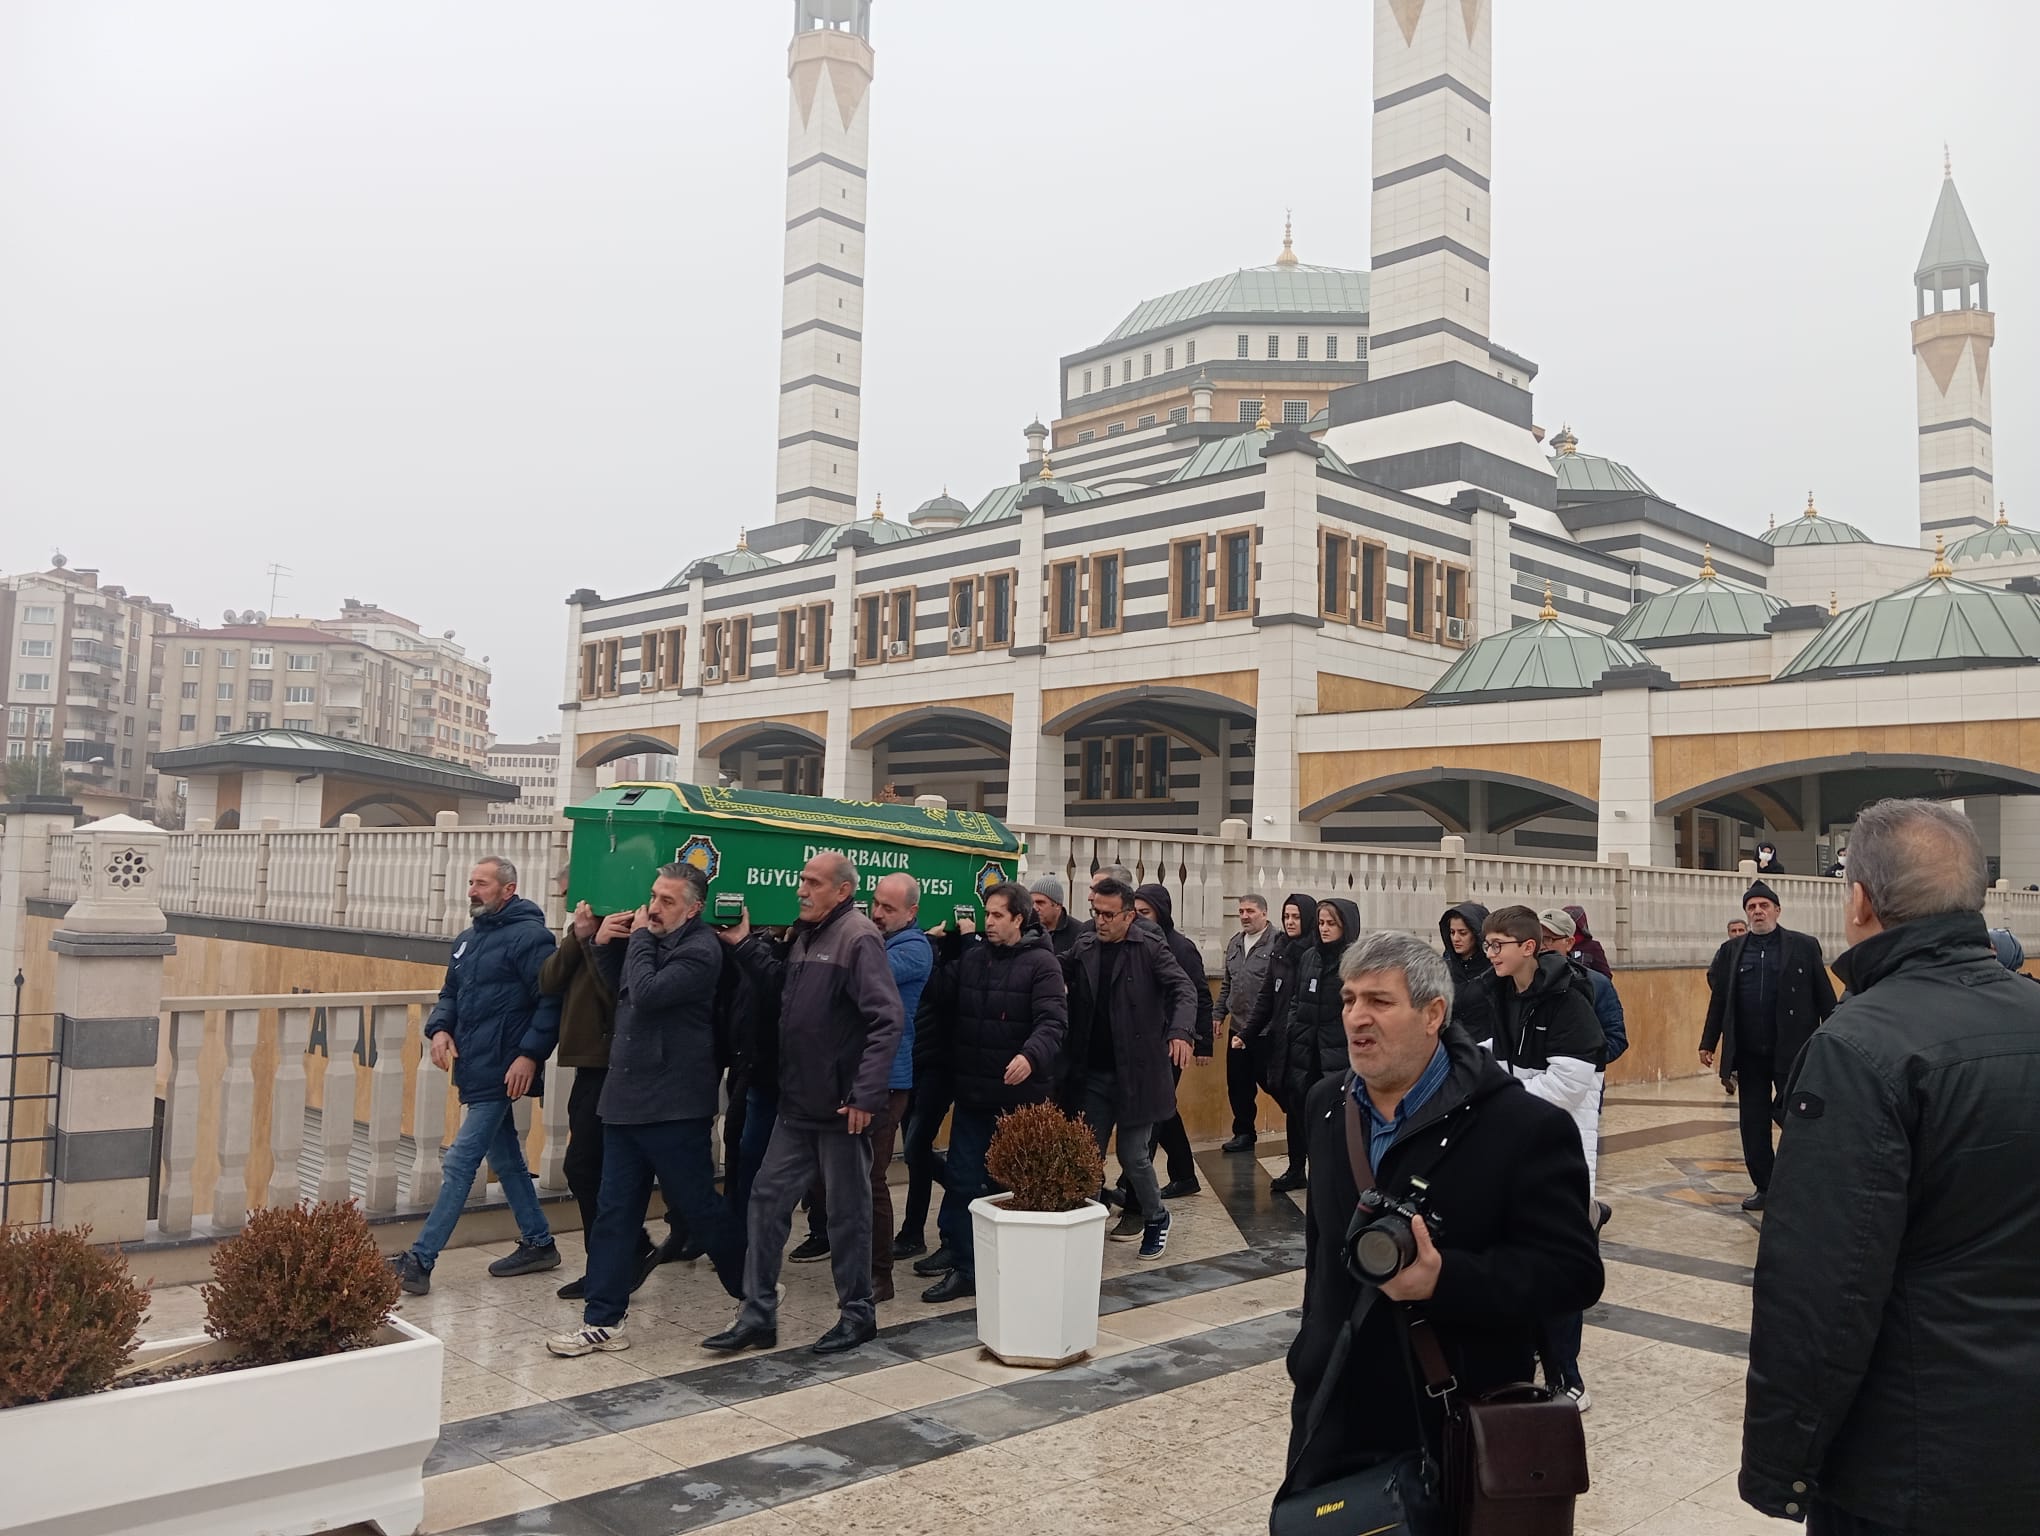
841 1359 982 1411
619 1404 793 1466
495 1431 684 1501
418 1463 550 1534
736 1380 893 1438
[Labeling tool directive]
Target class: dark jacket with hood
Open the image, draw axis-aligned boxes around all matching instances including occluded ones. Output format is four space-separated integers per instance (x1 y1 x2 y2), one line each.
1246 894 1319 1051
1437 901 1497 1047
1136 883 1214 1056
1059 918 1198 1125
920 925 1069 1110
1700 923 1837 1083
742 896 904 1128
425 895 561 1105
590 914 724 1124
542 923 618 1071
1284 1026 1605 1489
1281 898 1362 1104
1742 911 2040 1530
1563 904 1613 979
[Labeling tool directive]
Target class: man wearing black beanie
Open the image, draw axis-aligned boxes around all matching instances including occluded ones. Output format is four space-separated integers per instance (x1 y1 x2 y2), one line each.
1700 879 1837 1210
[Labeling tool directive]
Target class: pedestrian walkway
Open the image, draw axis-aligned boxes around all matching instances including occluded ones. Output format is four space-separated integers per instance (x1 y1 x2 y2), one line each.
137 1079 1793 1535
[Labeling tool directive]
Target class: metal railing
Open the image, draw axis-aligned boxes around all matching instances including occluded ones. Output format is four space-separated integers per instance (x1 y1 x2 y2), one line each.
1 1007 61 1228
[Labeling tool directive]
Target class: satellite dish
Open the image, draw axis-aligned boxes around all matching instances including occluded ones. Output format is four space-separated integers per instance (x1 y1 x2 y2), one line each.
223 608 238 624
253 611 267 625
51 550 68 569
482 655 490 663
443 629 456 639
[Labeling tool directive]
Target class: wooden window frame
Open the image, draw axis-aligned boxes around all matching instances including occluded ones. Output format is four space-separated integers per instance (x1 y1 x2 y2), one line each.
1357 539 1388 630
776 607 803 674
727 616 752 682
1168 536 1208 627
597 638 621 696
661 626 686 688
1110 734 1137 801
856 593 884 666
1080 738 1106 801
1144 733 1172 801
1319 528 1354 622
1408 552 1438 643
1217 527 1256 618
1089 549 1126 637
804 601 830 672
1439 561 1470 649
578 641 599 700
1049 559 1082 641
639 630 663 692
701 620 726 684
985 569 1016 649
946 577 981 655
886 587 916 661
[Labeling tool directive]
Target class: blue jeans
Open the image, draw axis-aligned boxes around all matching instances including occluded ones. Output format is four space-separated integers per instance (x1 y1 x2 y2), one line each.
585 1118 742 1327
409 1097 552 1268
935 1105 996 1281
730 1085 778 1229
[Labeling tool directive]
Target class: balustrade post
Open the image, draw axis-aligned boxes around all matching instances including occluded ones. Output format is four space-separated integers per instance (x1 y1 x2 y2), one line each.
317 1005 362 1204
1606 851 1633 968
361 1004 408 1212
539 1064 573 1192
333 812 359 924
253 816 278 919
427 811 457 935
210 1007 260 1232
406 1038 450 1209
158 1010 204 1237
1440 835 1468 909
268 1005 314 1208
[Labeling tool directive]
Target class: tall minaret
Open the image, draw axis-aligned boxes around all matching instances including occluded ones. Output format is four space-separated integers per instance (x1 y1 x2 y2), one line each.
774 0 875 534
1322 0 1555 513
1913 152 1994 546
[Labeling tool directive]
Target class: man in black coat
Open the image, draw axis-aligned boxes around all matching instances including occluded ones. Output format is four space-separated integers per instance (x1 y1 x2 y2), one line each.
1060 877 1197 1260
1700 879 1838 1211
1282 930 1603 1499
1133 882 1213 1205
546 863 741 1358
1742 799 2040 1534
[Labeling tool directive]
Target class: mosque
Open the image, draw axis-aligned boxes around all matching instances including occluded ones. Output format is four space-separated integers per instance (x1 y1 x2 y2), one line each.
557 0 2040 879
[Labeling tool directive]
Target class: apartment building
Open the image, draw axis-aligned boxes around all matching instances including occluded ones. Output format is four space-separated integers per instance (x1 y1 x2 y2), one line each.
485 737 560 826
161 626 412 751
1 559 182 816
298 601 494 769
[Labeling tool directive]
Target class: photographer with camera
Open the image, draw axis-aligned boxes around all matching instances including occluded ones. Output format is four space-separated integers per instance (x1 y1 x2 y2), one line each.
1277 931 1602 1534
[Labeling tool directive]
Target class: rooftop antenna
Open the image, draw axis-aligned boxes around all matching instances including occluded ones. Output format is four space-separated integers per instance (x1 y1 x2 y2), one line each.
265 562 292 614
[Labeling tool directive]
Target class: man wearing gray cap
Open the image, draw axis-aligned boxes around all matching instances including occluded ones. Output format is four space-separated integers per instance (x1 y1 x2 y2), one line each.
1030 876 1083 958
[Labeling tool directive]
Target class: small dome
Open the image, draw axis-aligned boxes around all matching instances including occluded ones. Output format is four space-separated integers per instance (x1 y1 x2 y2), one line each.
801 500 926 560
1609 550 1787 647
1419 598 1651 706
667 530 779 588
1763 492 1871 547
1548 427 1658 498
1778 558 2040 681
911 490 970 526
1948 505 2040 564
1169 425 1355 483
959 475 1101 528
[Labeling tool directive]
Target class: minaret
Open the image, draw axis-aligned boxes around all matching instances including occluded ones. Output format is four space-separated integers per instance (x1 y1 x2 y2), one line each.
1913 151 1994 546
774 1 875 535
1321 0 1555 514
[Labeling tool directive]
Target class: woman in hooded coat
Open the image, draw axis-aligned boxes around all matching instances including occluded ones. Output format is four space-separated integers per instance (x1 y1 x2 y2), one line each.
1280 897 1362 1117
1438 901 1497 1046
1248 894 1318 1192
1565 904 1613 979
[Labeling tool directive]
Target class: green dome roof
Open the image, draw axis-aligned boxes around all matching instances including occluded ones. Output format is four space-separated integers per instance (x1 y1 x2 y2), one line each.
1548 429 1657 498
1777 571 2040 681
1418 613 1651 706
1608 562 1787 648
959 476 1101 528
1947 512 2040 564
1763 493 1870 547
1169 426 1355 483
801 510 926 560
1102 259 1368 345
911 490 971 525
667 537 779 588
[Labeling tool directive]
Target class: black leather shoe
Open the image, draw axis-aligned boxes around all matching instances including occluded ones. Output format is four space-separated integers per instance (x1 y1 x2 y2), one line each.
1159 1178 1201 1199
921 1269 975 1303
1221 1134 1257 1154
702 1320 777 1352
892 1232 928 1259
1741 1191 1766 1212
630 1247 663 1293
556 1274 588 1300
788 1235 831 1263
911 1246 956 1277
1269 1169 1307 1193
812 1317 877 1355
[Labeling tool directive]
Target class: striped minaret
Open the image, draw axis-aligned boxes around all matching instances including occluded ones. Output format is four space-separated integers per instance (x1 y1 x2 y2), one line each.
776 1 875 530
1914 154 1994 546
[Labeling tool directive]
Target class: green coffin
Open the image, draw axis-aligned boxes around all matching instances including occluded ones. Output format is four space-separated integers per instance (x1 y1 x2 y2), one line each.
564 782 1023 927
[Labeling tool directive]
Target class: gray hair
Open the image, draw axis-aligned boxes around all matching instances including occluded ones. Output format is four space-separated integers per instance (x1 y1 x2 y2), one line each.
1093 863 1133 886
654 861 708 910
811 849 858 890
875 871 921 910
1339 930 1455 1017
1238 893 1268 912
1847 798 1987 926
475 855 518 885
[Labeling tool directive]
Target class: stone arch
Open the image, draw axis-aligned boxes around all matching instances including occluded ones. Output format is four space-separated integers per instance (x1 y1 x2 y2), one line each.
850 705 1012 753
326 793 434 828
1042 685 1258 748
1303 766 1597 825
1658 752 2040 820
697 720 828 760
577 730 683 769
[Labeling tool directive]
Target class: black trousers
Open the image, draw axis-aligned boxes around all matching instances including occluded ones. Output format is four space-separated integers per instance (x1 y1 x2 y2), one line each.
1736 1050 1788 1192
1808 1500 1910 1535
563 1067 666 1250
895 1079 951 1241
1225 1032 1268 1138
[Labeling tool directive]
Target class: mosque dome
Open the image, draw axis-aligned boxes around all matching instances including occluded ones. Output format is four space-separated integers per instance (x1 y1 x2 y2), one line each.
910 489 971 528
959 463 1102 528
667 529 779 588
1763 492 1871 547
1777 538 2040 681
1947 504 2040 564
1096 220 1368 346
801 496 927 559
1548 426 1658 498
1608 547 1787 648
1169 416 1355 483
1419 586 1652 705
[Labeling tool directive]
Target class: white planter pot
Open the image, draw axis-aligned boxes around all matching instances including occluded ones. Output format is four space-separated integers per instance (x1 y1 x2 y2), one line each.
1 1317 443 1536
969 1194 1109 1367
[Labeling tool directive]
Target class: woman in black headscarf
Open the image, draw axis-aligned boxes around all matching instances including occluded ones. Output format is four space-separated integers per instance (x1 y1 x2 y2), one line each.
1248 893 1318 1193
1281 898 1362 1115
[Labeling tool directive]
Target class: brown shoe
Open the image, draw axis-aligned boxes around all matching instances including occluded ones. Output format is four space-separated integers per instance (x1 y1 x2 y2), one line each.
873 1280 895 1304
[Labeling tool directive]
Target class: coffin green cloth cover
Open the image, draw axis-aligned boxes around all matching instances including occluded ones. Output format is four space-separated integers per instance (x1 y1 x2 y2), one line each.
564 782 1021 927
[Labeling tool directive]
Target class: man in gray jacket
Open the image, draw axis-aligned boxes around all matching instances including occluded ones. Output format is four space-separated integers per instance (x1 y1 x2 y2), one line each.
708 851 904 1357
545 863 740 1358
1216 893 1277 1153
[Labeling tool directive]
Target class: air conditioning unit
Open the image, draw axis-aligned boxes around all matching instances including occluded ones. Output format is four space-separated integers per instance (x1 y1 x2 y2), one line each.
702 664 721 682
1445 616 1467 643
887 639 910 658
949 627 973 647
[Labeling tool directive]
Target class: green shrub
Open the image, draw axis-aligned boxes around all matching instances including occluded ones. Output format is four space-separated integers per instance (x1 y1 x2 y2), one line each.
203 1200 399 1365
985 1102 1105 1213
0 1224 148 1408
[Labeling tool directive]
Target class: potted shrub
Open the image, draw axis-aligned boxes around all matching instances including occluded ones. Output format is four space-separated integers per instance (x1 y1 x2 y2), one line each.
969 1102 1109 1367
2 1202 443 1536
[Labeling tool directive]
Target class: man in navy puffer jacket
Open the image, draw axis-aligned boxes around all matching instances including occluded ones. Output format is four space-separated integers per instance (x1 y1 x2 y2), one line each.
389 857 562 1295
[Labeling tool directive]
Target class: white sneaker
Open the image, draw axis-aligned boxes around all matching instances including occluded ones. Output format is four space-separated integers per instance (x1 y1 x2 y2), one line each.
1561 1383 1591 1413
546 1325 630 1357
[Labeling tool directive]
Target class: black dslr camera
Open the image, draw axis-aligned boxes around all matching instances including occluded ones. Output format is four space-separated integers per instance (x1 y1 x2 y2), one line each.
1345 1177 1442 1285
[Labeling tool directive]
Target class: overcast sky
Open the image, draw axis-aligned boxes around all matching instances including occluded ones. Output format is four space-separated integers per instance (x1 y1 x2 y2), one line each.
3 1 2035 738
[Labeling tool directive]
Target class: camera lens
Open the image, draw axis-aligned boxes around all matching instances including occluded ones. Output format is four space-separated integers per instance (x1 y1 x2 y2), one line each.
1353 1217 1418 1284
